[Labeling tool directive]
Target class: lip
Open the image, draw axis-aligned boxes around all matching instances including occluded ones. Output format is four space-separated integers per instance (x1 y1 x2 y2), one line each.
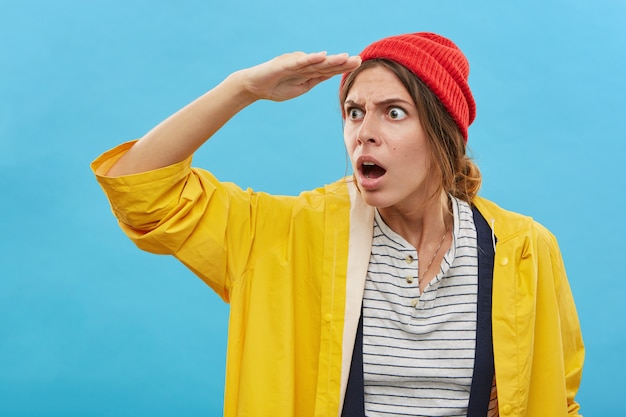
355 155 387 190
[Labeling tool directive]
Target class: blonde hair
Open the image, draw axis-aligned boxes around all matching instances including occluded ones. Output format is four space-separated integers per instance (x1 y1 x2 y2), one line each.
340 59 481 203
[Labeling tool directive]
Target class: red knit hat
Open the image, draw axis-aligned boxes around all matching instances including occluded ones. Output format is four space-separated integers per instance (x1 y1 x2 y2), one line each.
341 32 476 141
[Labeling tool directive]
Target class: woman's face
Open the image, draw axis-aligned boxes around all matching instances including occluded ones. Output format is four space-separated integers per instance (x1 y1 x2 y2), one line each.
343 65 436 211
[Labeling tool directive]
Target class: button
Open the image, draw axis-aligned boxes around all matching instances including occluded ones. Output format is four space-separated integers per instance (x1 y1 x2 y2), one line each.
329 203 338 211
406 276 414 284
410 298 419 307
502 404 512 414
405 255 414 263
500 257 509 266
323 313 332 322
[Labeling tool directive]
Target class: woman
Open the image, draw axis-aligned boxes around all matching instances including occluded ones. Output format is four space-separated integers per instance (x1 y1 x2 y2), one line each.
92 32 584 416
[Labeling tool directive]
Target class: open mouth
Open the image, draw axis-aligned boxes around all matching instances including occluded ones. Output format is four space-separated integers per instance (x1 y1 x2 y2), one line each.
362 162 387 179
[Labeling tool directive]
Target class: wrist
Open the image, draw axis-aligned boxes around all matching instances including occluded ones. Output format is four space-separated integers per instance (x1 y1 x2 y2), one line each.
223 69 259 107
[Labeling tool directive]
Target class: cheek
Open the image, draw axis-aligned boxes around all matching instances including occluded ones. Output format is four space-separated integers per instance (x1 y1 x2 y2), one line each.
399 144 429 171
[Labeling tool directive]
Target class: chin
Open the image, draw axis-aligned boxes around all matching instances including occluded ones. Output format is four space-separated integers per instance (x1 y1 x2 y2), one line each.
358 191 394 209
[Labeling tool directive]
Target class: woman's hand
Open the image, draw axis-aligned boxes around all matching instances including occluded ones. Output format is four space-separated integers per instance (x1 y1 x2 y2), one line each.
105 51 360 177
239 51 361 102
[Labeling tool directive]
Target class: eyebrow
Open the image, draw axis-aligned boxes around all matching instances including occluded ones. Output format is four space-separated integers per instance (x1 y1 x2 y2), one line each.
343 97 414 108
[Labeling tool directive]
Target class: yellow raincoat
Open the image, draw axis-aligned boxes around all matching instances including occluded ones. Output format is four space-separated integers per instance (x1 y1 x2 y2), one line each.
92 141 584 416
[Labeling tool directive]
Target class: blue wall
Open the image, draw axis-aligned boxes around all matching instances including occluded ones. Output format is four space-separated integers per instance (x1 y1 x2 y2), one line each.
1 0 624 415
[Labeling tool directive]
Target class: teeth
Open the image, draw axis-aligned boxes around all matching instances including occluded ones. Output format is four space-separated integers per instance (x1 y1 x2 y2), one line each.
363 162 375 166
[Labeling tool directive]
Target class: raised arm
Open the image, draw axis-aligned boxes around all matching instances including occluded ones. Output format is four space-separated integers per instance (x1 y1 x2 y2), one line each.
105 51 361 177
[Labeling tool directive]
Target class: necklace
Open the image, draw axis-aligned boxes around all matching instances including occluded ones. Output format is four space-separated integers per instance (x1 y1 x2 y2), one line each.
418 225 450 283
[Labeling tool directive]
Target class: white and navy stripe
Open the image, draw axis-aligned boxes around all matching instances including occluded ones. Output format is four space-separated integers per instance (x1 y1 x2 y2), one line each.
362 197 479 416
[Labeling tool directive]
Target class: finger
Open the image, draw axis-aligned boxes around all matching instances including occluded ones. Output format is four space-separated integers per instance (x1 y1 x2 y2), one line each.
286 52 359 72
324 53 352 65
314 55 361 72
291 56 361 78
322 55 362 73
286 51 329 70
289 53 360 71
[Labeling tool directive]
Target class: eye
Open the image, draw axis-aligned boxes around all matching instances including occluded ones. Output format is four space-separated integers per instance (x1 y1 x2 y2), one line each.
347 108 364 120
388 107 407 120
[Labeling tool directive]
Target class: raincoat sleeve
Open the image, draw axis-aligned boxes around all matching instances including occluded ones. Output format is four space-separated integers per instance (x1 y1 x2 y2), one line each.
91 141 294 302
536 223 585 416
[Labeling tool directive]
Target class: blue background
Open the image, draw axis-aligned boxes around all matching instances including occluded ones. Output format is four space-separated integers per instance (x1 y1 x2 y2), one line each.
1 0 624 415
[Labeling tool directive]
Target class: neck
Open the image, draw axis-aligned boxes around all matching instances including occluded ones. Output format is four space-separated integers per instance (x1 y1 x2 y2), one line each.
378 191 452 250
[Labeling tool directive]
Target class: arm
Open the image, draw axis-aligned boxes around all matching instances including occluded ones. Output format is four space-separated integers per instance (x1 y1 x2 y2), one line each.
106 51 361 177
538 226 585 416
551 241 585 416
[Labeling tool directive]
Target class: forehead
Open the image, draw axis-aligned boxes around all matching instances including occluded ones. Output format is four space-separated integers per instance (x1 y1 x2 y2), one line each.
345 65 411 103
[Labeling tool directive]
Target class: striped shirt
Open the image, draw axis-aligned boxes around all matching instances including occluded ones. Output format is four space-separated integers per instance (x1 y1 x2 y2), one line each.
362 197 479 416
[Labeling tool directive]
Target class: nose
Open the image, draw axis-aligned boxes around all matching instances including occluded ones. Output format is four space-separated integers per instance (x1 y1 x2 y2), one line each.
356 114 381 145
